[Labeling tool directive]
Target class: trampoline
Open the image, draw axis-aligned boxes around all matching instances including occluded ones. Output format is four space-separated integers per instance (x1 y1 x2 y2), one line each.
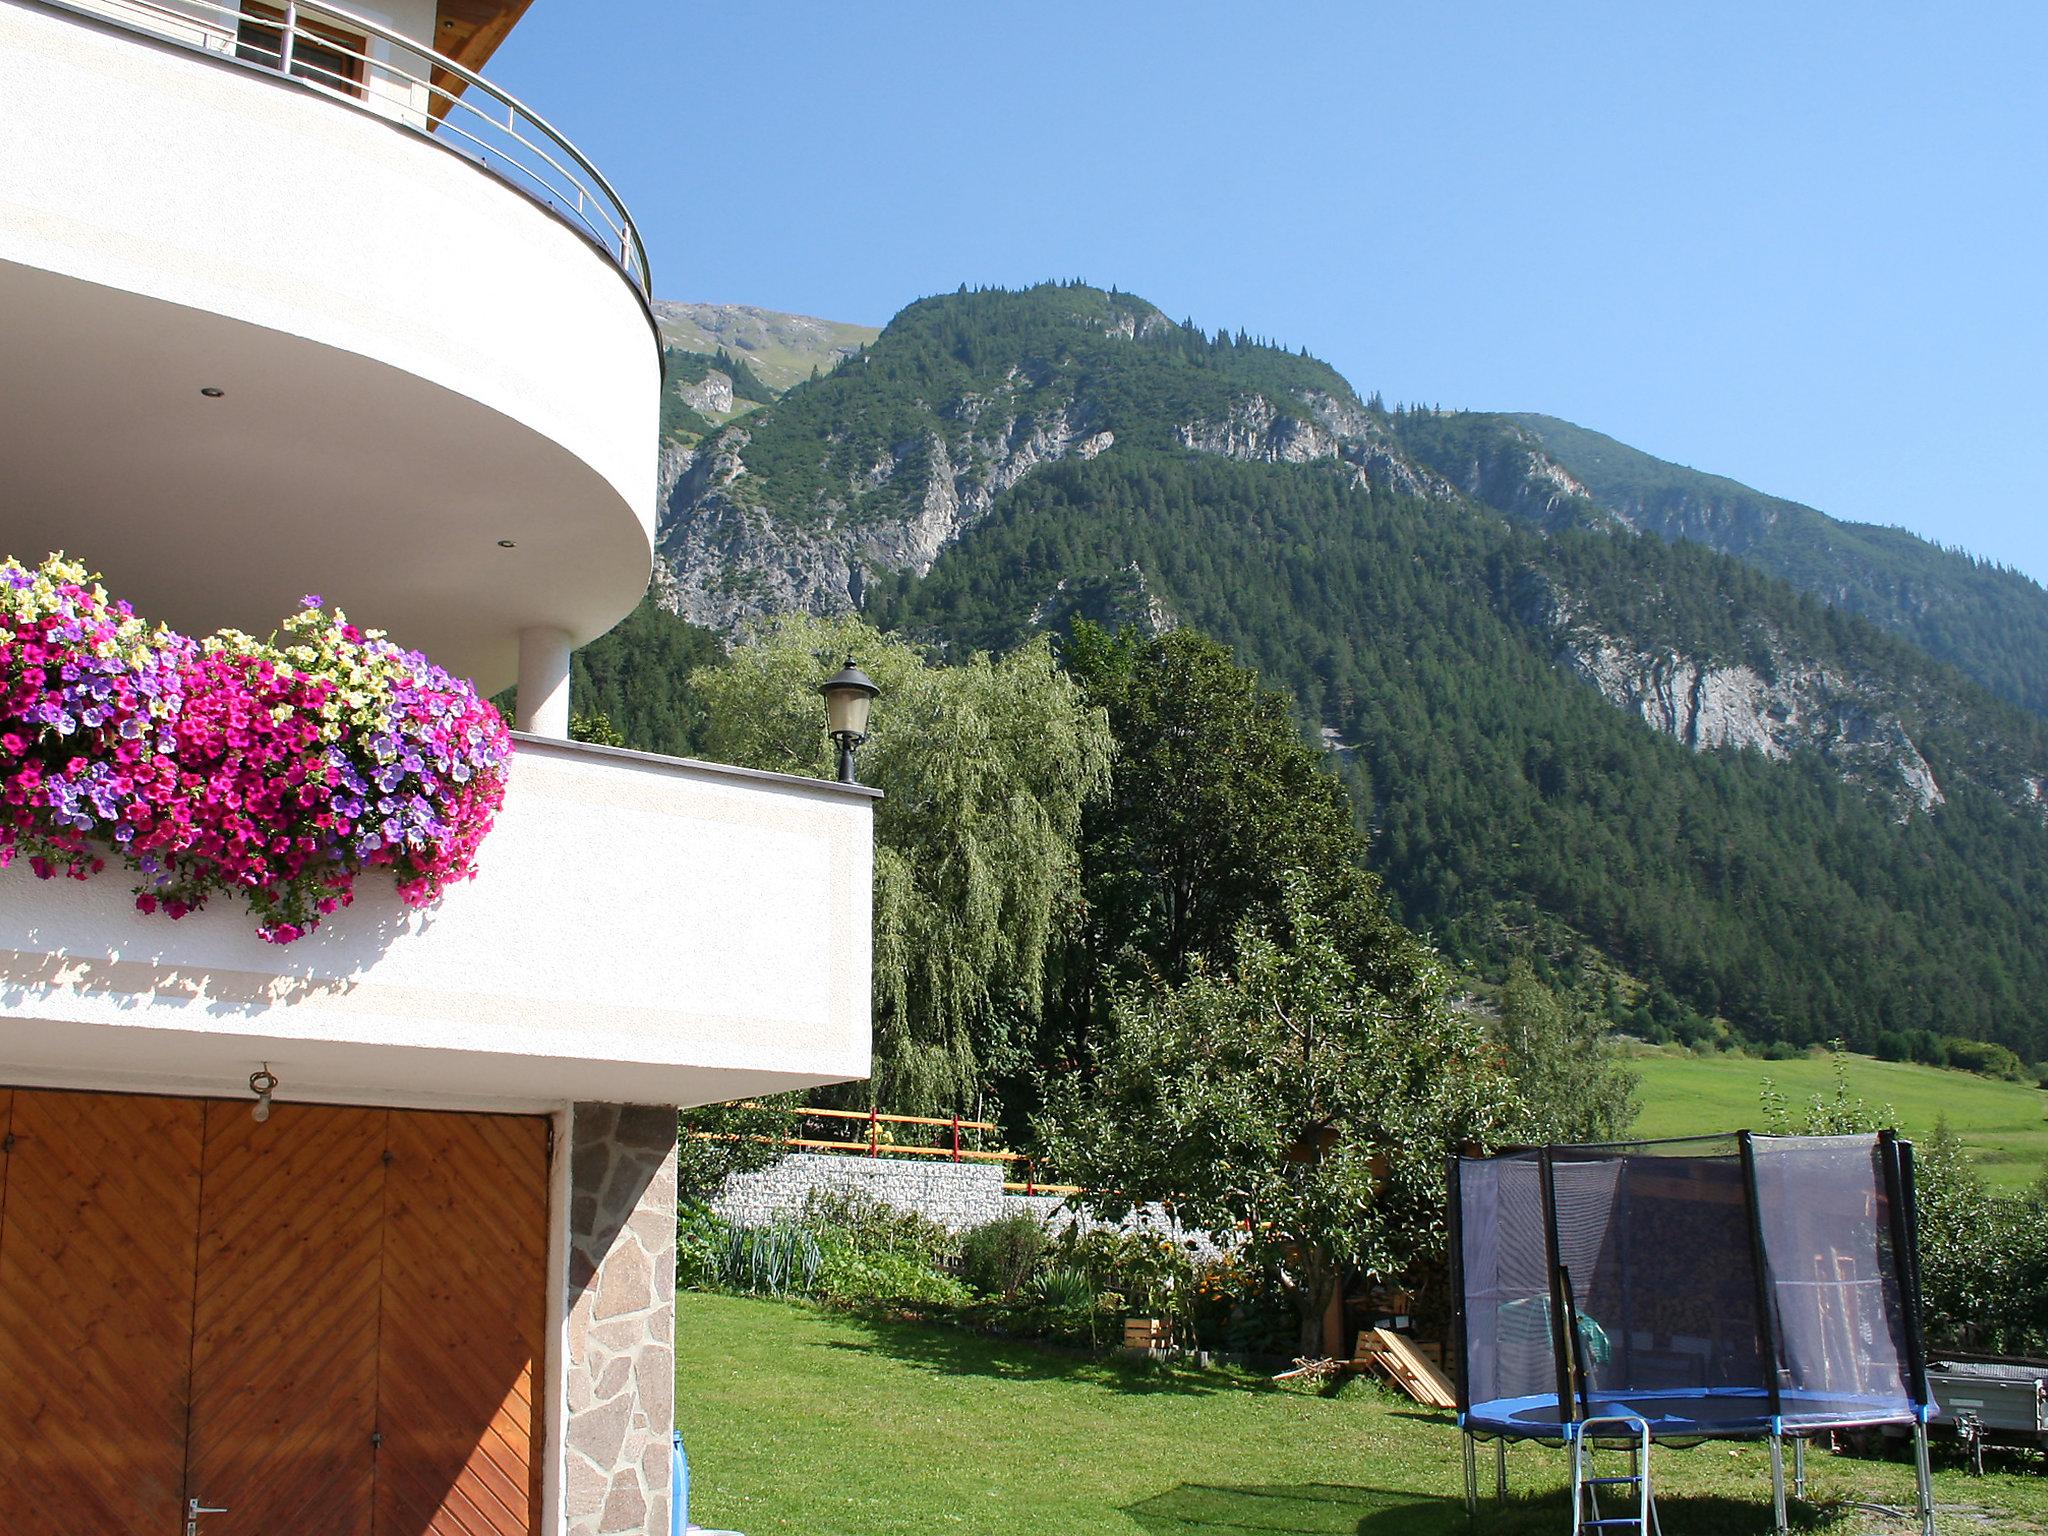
1449 1131 1937 1535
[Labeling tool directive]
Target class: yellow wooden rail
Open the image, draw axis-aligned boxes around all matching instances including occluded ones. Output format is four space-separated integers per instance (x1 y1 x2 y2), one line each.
737 1102 999 1133
690 1104 1078 1193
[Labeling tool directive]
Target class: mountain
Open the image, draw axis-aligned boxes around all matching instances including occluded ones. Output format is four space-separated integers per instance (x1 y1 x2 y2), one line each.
654 301 879 395
1391 411 2048 721
646 282 2048 1061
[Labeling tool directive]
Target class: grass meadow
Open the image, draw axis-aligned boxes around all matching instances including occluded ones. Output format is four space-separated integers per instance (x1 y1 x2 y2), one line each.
1628 1048 2048 1191
675 1292 2045 1536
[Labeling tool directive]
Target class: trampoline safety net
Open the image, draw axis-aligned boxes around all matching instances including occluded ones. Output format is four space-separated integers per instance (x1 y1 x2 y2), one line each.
1452 1131 1931 1440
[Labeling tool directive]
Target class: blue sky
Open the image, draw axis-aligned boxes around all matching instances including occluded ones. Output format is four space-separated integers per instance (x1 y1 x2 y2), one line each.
495 2 2048 584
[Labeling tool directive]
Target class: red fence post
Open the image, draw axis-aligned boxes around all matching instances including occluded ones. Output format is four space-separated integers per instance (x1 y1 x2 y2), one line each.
869 1106 879 1157
951 1113 961 1163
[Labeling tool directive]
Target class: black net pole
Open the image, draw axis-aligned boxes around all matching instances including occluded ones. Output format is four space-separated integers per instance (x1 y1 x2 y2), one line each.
1737 1130 1784 1420
1559 1265 1594 1423
1880 1130 1931 1414
1538 1147 1576 1422
1446 1154 1471 1413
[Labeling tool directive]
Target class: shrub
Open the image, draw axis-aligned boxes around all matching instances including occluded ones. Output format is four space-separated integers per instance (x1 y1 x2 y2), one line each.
1054 1226 1201 1324
676 1200 731 1291
816 1244 973 1311
720 1222 823 1297
960 1212 1047 1298
802 1188 957 1267
1017 1265 1102 1344
1941 1038 2031 1084
1916 1119 2048 1354
799 1188 968 1311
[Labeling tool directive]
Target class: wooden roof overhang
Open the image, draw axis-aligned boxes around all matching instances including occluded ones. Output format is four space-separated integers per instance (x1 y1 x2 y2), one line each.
428 0 535 121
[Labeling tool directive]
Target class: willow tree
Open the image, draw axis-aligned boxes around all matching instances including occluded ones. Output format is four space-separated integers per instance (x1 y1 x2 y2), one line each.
694 615 1113 1113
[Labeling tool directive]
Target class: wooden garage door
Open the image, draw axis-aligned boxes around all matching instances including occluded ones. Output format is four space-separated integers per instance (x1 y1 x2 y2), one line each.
186 1103 389 1536
376 1111 549 1536
0 1090 549 1536
0 1089 205 1536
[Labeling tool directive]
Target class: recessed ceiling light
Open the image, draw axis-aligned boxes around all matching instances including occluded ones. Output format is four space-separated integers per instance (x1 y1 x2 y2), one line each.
497 539 517 548
200 387 225 398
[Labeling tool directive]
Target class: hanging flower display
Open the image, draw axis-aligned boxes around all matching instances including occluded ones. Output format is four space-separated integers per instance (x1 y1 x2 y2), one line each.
0 553 512 943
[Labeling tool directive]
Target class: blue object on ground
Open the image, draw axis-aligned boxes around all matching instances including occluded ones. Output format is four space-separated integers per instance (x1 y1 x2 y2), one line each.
672 1429 688 1536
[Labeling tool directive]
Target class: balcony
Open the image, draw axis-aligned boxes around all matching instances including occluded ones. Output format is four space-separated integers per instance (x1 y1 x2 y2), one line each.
0 0 661 694
0 739 877 1111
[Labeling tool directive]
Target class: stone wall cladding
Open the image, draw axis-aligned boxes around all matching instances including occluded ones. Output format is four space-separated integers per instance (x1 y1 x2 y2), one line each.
566 1103 678 1536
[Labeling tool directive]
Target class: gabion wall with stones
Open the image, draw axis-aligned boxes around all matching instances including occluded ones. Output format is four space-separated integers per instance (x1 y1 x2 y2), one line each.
565 1103 678 1536
714 1152 1231 1258
1006 1190 1233 1262
714 1150 1008 1231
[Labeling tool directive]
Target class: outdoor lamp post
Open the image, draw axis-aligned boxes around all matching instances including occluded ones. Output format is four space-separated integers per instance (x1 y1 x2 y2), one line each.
820 656 879 784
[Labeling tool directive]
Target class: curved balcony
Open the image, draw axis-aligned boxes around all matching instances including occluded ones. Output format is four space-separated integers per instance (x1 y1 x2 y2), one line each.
0 739 878 1112
0 0 662 694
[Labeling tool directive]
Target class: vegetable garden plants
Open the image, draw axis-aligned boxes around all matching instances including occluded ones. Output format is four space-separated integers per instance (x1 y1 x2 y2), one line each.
0 553 511 943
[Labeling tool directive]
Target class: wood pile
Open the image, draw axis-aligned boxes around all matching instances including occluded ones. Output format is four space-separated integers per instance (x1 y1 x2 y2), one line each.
1353 1327 1457 1409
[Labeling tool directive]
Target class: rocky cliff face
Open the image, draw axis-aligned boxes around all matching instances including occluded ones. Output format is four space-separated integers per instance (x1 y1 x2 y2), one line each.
1557 630 1947 813
663 377 1451 636
675 371 734 418
1169 392 1457 500
1030 562 1176 637
660 397 1118 634
1447 423 1599 530
1514 572 2048 818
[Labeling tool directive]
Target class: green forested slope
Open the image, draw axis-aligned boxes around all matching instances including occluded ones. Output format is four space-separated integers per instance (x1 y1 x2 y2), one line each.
1403 411 2048 721
643 283 2048 1062
692 282 1363 528
867 451 2048 1058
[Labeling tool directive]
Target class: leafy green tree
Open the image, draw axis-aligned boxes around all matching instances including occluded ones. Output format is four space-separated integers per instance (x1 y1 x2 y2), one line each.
1914 1118 2048 1354
1494 958 1639 1142
1061 623 1364 981
694 614 1113 1113
676 1094 800 1204
1038 880 1520 1354
1042 624 1437 1105
569 708 626 748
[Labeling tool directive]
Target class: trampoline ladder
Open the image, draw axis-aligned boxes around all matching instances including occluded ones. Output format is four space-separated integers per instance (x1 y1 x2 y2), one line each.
1570 1415 1659 1536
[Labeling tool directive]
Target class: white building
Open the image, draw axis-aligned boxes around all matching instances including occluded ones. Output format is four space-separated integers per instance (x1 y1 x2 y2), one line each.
0 4 874 1532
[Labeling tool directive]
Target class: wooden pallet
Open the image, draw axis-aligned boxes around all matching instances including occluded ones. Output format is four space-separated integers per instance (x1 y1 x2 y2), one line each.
1354 1328 1457 1409
1123 1318 1172 1352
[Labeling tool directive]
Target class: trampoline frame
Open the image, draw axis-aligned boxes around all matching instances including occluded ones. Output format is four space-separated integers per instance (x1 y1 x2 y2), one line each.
1449 1130 1937 1536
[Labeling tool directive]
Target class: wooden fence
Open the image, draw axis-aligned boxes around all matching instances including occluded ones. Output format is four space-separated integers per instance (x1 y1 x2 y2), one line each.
707 1103 1084 1195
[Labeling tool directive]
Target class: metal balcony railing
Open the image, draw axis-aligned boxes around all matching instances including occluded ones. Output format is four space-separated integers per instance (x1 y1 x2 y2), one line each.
36 0 651 299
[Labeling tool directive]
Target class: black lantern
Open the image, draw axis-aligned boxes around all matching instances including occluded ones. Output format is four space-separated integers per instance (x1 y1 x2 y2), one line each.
819 656 879 784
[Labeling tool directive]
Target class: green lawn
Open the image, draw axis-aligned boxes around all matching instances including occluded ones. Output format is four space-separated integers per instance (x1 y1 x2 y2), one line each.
1630 1049 2048 1192
675 1292 2046 1536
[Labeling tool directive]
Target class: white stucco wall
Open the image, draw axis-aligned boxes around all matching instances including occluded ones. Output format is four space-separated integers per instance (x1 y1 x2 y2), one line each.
0 0 660 690
0 740 877 1112
0 0 657 580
